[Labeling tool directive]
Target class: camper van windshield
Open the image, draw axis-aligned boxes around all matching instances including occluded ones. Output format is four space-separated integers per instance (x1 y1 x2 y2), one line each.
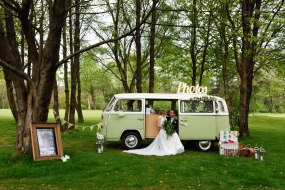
114 99 142 112
105 97 116 111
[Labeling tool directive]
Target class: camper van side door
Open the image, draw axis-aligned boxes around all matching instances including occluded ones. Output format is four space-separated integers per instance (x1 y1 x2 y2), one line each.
178 99 216 140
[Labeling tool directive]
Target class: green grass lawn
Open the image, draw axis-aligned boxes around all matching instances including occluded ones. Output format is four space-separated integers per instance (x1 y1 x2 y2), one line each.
0 109 285 190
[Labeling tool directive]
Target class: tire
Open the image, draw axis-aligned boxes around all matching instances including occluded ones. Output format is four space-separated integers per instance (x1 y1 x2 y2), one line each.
121 132 141 150
195 140 213 151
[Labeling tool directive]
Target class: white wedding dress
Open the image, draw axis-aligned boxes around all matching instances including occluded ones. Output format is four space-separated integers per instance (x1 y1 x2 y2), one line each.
124 116 184 156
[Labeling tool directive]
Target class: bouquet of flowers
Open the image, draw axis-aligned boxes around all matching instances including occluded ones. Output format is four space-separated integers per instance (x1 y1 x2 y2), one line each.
162 120 175 138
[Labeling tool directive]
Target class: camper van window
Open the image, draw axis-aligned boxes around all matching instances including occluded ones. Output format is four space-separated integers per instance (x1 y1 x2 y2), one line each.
114 99 142 112
181 100 213 113
105 97 116 111
217 101 225 112
204 101 214 112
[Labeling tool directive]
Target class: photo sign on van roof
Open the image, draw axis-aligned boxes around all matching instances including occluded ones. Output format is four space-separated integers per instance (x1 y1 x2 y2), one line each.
177 82 207 95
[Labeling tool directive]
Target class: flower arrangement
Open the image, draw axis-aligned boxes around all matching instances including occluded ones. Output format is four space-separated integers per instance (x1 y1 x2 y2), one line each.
191 96 216 101
162 120 175 138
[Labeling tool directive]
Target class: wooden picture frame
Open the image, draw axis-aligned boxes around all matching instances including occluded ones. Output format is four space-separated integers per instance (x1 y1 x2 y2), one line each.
30 123 63 161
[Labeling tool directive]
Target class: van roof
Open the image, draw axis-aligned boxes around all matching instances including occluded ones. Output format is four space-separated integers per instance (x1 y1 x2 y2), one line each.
114 93 224 101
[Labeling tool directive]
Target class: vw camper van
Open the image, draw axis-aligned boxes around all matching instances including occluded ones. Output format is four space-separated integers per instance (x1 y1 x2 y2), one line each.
99 83 230 151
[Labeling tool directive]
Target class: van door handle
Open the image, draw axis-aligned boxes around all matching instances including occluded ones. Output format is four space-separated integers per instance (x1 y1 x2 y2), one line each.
138 118 144 121
181 119 187 122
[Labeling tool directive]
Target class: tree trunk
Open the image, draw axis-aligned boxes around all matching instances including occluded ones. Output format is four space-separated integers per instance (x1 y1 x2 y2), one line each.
1 92 3 109
190 0 197 86
198 10 212 86
69 3 76 127
76 87 84 121
76 72 84 121
69 62 76 127
239 2 252 136
3 70 18 122
3 11 21 121
53 78 62 129
74 0 84 123
221 38 235 130
5 11 22 66
90 87 96 110
148 0 157 93
135 0 142 93
86 95 91 110
217 3 235 129
270 97 276 113
0 15 28 153
238 72 252 137
238 0 261 137
63 17 69 129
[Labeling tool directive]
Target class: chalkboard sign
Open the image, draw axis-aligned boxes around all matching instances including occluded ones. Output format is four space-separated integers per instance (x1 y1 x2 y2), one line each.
30 123 63 161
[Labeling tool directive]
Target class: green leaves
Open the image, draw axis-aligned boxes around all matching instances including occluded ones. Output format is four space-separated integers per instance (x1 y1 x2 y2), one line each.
162 120 175 138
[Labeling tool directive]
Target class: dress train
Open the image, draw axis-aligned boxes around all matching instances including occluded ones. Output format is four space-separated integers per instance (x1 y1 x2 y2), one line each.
124 129 184 156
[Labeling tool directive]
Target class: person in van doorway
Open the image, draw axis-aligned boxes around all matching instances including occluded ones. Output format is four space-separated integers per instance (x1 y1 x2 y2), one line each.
157 110 167 131
170 110 179 134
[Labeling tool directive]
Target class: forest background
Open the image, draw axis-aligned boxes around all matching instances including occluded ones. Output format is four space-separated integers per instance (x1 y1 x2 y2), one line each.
0 0 284 154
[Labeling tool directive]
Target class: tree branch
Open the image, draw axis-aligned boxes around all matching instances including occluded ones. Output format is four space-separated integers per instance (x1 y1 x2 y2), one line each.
56 0 160 69
259 0 284 46
0 58 34 87
0 0 20 13
144 21 204 28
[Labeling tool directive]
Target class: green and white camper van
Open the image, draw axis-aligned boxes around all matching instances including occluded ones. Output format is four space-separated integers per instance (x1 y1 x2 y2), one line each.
100 83 230 151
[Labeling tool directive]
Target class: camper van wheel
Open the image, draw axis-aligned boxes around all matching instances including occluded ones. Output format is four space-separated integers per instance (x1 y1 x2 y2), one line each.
121 132 141 150
195 140 213 151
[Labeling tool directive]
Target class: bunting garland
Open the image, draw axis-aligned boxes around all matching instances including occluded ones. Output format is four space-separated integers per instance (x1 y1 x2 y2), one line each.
62 120 97 131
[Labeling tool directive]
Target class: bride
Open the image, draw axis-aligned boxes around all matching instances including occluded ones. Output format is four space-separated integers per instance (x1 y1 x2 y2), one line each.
124 110 184 156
